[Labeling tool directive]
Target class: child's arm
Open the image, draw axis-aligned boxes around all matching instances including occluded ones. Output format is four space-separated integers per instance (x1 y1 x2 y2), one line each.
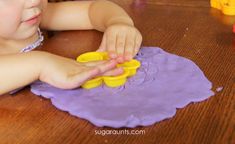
40 0 133 31
40 0 142 62
0 51 120 95
0 51 46 95
40 1 95 30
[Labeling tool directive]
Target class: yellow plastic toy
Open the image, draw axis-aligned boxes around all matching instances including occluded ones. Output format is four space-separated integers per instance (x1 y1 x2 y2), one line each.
81 77 103 89
118 60 141 76
76 52 141 89
103 70 130 87
76 52 103 62
210 0 235 15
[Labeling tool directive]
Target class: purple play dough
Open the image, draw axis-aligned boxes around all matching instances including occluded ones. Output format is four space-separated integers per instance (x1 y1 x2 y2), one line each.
31 47 215 128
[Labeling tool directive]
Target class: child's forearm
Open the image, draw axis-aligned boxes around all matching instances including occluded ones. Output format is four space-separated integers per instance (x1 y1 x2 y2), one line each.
89 0 134 31
40 0 133 31
0 51 46 95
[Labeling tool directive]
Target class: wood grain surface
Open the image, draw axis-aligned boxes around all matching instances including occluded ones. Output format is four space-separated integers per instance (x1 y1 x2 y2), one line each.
0 0 234 144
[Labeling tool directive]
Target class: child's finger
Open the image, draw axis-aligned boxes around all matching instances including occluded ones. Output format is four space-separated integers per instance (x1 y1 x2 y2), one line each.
97 33 107 52
94 60 118 74
124 32 135 61
134 33 142 56
116 32 126 56
67 68 100 88
81 60 107 67
115 33 126 63
106 32 118 59
69 60 117 87
102 67 124 76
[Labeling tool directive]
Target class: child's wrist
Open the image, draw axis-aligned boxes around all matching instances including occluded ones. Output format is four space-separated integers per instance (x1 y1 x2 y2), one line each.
29 51 52 79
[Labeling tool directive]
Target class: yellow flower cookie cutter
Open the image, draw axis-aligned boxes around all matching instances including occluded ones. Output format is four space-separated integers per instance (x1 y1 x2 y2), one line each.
210 0 235 15
76 52 141 89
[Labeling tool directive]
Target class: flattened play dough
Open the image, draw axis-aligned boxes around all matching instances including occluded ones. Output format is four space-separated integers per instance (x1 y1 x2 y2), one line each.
31 47 215 128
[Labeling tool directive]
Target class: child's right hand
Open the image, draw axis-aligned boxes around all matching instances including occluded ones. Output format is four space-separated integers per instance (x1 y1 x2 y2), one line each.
39 52 123 89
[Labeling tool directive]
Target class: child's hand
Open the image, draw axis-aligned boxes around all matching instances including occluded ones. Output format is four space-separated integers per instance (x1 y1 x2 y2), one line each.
97 24 142 63
39 53 122 89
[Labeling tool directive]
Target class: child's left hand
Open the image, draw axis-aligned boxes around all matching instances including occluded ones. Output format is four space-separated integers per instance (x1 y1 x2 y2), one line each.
97 24 142 63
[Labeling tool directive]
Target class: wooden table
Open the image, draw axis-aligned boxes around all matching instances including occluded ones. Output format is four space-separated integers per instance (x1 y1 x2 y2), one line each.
0 0 234 143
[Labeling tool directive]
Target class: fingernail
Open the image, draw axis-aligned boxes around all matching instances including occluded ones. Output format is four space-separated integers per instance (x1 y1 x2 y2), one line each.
117 56 124 63
109 59 117 65
110 52 117 58
109 59 115 63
